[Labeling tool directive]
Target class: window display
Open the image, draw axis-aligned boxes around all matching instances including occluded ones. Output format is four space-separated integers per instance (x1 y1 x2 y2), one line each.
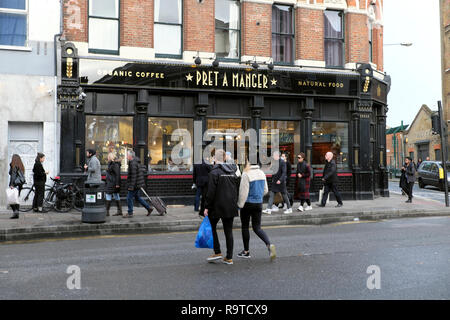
85 116 133 171
148 118 193 172
312 122 349 169
261 120 300 167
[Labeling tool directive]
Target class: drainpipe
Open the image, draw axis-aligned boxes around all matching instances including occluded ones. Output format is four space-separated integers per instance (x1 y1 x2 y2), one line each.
53 0 63 176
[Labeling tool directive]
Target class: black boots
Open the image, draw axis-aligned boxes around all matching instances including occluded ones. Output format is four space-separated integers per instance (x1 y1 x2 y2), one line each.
106 201 111 216
113 200 123 216
10 205 19 219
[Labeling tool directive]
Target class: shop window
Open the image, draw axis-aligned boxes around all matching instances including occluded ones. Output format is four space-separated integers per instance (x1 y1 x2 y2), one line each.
85 116 133 171
0 0 27 47
206 119 250 165
148 118 193 172
272 4 294 64
324 10 344 67
215 0 240 60
312 122 349 169
261 120 300 167
154 0 182 57
88 0 119 54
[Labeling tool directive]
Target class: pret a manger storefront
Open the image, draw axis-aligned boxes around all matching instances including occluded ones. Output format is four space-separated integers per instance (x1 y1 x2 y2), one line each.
58 43 390 204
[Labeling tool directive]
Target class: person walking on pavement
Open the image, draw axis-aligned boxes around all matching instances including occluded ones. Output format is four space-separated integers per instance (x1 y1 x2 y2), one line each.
294 152 312 212
125 150 153 218
32 153 48 212
399 161 409 196
403 157 416 203
8 154 26 219
84 149 101 182
316 152 343 208
193 160 211 213
105 152 123 216
204 149 240 265
280 152 293 209
237 160 276 261
263 151 292 214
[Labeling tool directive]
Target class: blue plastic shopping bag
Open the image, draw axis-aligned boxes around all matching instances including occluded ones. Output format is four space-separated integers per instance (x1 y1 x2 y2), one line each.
195 216 214 249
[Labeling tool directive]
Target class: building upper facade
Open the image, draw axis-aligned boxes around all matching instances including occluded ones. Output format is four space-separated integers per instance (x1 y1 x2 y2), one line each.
62 0 384 73
0 0 61 76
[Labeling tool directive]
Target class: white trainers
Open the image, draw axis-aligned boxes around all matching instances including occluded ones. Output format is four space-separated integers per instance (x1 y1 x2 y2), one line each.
263 209 272 215
297 205 304 212
283 208 292 214
304 206 312 211
271 206 279 212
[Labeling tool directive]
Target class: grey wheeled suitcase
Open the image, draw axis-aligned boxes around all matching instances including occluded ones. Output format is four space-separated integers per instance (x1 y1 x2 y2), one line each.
140 188 167 215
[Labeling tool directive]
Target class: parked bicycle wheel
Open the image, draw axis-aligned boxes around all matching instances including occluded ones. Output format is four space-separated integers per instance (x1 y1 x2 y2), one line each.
54 191 74 213
42 189 56 213
18 187 34 212
73 189 84 212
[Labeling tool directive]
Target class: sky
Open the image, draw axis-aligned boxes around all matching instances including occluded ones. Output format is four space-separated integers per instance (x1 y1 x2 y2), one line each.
383 0 442 128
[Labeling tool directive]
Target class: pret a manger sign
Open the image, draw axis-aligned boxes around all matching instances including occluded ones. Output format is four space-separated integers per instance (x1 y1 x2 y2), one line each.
187 70 271 89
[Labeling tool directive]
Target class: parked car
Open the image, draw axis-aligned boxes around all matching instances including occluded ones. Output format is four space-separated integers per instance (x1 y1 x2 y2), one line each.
417 161 450 191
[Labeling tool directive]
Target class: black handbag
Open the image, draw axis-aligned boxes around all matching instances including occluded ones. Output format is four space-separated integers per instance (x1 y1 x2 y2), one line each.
14 169 26 186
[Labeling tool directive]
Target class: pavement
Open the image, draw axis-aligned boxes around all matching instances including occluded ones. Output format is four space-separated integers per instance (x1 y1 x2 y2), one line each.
1 192 450 242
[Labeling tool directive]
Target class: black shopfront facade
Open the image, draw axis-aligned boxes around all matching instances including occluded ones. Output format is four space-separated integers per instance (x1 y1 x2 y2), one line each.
58 42 391 204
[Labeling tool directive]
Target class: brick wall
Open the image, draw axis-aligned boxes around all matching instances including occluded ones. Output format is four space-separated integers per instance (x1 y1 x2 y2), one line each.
63 0 87 42
61 0 383 72
345 12 369 64
241 1 271 57
183 0 215 52
120 0 153 48
296 7 324 61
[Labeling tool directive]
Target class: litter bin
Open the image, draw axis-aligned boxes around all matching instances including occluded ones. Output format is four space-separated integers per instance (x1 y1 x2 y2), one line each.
81 180 106 223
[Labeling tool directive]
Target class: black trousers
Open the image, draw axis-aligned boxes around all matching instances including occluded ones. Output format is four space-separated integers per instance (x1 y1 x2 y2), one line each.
33 183 45 209
240 203 270 252
209 216 234 260
407 182 414 200
322 182 343 206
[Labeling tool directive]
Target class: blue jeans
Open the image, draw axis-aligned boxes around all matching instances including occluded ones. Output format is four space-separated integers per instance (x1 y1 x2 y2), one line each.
105 193 120 201
194 186 203 211
127 189 151 214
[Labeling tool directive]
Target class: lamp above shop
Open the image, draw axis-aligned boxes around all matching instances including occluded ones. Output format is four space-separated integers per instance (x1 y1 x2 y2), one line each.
193 52 220 67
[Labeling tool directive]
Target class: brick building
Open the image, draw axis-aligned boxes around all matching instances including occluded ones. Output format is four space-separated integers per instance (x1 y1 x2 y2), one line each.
57 0 390 203
404 105 442 163
386 124 408 174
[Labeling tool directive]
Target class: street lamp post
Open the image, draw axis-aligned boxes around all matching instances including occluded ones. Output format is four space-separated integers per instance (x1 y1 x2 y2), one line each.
384 43 413 47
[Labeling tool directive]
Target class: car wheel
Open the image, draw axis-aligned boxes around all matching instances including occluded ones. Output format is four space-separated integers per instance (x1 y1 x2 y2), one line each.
439 180 445 191
418 178 425 189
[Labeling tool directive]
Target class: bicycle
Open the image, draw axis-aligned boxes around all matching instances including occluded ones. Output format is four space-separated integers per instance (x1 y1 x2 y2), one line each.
19 177 84 213
18 183 53 212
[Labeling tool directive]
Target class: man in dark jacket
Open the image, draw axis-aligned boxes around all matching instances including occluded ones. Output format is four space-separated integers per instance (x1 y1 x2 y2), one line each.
263 151 292 214
193 160 211 212
403 157 416 203
316 151 343 208
125 150 153 218
204 149 240 265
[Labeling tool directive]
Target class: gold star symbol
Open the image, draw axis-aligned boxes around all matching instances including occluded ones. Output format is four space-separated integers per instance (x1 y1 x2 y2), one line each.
186 73 193 82
271 78 277 86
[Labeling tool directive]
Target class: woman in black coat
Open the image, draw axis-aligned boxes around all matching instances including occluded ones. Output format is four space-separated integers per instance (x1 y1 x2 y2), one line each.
9 154 26 219
105 153 123 216
32 153 48 212
294 152 312 212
